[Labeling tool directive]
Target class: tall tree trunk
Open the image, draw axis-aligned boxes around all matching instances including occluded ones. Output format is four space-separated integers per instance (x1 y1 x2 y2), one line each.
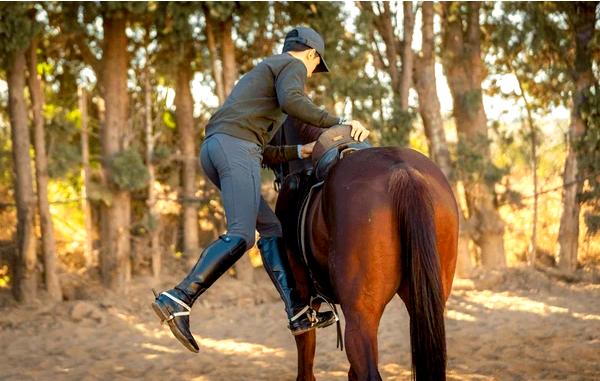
144 64 160 278
414 1 472 276
8 48 37 302
204 13 226 105
175 62 199 260
100 13 131 290
557 3 597 273
26 39 62 301
442 2 506 268
414 2 451 178
78 86 95 268
220 15 238 97
399 1 415 110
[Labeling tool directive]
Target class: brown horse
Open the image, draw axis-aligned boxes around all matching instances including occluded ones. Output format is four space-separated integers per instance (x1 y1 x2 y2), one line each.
275 146 458 381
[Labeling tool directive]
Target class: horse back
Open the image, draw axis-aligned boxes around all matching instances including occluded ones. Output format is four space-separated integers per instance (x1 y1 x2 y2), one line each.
318 147 459 299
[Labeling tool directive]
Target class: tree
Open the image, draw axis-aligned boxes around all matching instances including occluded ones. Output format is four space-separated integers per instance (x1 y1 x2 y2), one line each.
488 2 599 273
441 2 506 268
98 7 136 289
1 4 38 302
202 2 238 101
413 2 451 179
26 35 62 301
556 2 598 273
357 1 416 145
155 3 200 262
58 3 150 289
413 1 472 276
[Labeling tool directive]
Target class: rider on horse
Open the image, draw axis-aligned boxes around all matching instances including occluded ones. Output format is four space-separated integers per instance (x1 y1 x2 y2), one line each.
152 26 369 352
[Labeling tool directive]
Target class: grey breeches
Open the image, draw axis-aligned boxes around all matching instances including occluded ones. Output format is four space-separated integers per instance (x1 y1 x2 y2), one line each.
200 133 283 248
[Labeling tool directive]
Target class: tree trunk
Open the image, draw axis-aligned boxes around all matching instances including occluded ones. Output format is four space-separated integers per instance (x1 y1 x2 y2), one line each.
175 62 199 260
414 2 452 178
99 13 131 290
557 3 597 274
8 48 37 302
78 86 95 268
414 1 472 276
26 39 62 301
399 1 415 110
441 2 506 268
143 64 161 278
220 15 238 97
204 14 226 105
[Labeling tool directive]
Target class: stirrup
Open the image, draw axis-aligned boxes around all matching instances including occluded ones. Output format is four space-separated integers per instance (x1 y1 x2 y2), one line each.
159 291 191 322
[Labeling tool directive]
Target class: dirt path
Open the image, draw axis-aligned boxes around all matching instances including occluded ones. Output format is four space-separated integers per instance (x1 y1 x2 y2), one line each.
1 269 598 380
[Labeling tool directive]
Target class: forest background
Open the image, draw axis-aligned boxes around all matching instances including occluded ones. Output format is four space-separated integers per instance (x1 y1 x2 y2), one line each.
0 1 598 303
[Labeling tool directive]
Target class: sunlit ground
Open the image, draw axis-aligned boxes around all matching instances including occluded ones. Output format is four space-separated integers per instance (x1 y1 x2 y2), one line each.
0 270 598 381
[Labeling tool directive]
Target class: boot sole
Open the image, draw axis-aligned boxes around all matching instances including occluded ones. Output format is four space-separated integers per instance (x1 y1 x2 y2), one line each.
151 302 200 353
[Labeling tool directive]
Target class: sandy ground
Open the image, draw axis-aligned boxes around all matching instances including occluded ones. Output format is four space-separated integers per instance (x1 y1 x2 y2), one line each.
0 268 599 381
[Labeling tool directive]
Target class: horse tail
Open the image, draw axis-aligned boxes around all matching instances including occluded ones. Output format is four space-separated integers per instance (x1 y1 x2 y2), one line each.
389 164 446 381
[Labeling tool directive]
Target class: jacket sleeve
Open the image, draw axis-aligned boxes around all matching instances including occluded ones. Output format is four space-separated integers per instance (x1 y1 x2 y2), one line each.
262 144 299 166
276 60 340 128
298 120 326 142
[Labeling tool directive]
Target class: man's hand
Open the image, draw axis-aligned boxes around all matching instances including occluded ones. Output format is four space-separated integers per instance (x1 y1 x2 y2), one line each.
342 120 370 142
299 141 316 159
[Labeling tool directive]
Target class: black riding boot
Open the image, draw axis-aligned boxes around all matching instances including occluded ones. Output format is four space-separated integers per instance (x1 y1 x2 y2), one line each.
257 236 336 336
152 235 246 352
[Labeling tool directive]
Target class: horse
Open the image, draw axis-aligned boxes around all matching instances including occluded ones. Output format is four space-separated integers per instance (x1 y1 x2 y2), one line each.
274 131 458 381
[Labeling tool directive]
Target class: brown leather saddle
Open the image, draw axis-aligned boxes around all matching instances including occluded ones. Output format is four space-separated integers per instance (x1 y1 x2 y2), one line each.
311 125 371 181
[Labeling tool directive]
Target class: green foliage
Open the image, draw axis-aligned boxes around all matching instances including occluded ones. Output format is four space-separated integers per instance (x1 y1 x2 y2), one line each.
0 3 37 66
380 107 414 147
131 211 159 236
87 178 112 205
485 2 593 110
455 133 508 189
154 2 200 79
109 148 150 191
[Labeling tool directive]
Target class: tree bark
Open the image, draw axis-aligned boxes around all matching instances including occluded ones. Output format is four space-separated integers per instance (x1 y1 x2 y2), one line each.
99 13 131 290
78 86 95 268
204 12 226 105
399 1 415 110
8 48 37 302
414 2 452 178
26 39 62 301
220 15 238 97
557 3 597 274
143 64 161 278
175 62 199 260
414 1 472 276
441 2 506 268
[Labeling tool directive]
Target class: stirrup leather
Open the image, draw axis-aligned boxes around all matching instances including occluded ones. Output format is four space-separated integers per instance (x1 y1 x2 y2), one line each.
160 291 191 321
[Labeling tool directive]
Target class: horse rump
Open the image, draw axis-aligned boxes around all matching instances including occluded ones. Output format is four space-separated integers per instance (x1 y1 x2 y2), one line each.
389 164 447 381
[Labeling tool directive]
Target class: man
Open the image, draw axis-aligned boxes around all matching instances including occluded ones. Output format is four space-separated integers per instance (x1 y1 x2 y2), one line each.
152 26 369 353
